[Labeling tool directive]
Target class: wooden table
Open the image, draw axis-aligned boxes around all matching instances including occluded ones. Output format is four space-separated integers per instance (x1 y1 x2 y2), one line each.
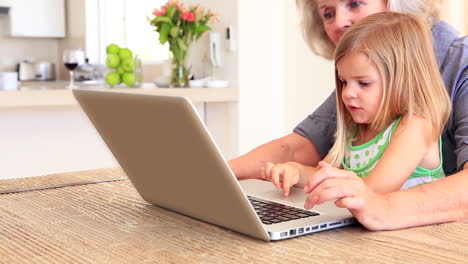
1 168 467 263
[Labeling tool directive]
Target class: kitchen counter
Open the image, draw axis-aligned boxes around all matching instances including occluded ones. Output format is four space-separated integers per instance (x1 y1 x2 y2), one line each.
1 82 238 179
19 80 104 89
0 82 238 108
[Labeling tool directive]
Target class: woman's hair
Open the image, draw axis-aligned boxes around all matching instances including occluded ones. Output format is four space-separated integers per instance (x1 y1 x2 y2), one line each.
324 12 451 167
296 0 442 60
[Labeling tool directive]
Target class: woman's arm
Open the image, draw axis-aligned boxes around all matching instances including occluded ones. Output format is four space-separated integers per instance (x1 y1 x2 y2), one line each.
228 133 320 180
381 165 468 229
303 162 468 231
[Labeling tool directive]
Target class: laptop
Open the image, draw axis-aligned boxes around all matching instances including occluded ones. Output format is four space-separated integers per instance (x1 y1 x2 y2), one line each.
73 89 355 241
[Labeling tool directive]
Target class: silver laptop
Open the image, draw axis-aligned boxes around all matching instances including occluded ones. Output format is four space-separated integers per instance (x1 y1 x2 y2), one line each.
73 90 355 241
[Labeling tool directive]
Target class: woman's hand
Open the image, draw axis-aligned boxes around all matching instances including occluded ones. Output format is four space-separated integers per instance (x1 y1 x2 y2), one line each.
303 161 393 231
262 162 302 196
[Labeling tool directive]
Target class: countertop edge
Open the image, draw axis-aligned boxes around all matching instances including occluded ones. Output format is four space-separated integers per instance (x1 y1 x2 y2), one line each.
0 87 238 107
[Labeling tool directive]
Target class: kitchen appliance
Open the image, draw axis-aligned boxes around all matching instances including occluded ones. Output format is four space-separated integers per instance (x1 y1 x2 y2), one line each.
17 61 55 81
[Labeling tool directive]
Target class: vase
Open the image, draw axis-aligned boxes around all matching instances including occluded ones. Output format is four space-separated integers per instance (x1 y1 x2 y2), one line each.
169 50 190 88
170 61 190 88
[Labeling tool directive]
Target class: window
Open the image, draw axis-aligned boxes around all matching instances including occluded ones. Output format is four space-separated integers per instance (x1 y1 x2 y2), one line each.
99 0 168 63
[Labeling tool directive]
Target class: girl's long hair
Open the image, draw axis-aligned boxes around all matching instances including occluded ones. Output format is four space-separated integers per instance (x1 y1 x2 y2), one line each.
325 12 451 167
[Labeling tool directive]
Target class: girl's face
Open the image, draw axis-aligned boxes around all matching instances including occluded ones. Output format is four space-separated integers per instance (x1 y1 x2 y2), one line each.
317 0 388 45
337 52 383 125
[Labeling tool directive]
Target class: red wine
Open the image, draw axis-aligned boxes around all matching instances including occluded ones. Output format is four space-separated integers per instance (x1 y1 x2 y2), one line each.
64 63 78 71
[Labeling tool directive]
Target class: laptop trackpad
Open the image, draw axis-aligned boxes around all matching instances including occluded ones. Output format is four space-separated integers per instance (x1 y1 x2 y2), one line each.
239 179 312 208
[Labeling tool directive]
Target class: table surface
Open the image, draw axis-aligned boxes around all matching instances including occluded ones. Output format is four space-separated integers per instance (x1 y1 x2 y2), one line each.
1 168 467 264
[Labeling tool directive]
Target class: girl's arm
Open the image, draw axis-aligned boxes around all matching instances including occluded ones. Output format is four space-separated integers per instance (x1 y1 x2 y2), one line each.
363 115 436 193
228 133 321 180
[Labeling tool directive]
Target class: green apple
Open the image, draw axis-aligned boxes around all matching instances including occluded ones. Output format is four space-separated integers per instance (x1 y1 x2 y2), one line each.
119 48 133 60
105 72 121 86
121 58 135 72
122 72 135 86
117 66 125 75
106 54 120 68
106 43 120 55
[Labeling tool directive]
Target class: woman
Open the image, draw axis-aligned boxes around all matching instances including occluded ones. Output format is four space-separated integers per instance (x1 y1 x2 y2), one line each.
229 0 468 231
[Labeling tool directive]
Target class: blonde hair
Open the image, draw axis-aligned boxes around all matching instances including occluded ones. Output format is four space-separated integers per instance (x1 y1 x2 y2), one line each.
296 0 442 60
324 12 451 167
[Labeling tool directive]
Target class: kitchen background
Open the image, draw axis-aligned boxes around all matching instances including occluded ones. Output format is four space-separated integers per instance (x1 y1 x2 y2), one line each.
0 0 467 179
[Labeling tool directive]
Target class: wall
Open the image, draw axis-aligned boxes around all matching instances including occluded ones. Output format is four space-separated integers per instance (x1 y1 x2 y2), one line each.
181 0 239 159
0 15 60 73
440 0 468 35
183 0 238 86
283 2 335 133
236 0 286 154
235 0 334 155
183 0 334 156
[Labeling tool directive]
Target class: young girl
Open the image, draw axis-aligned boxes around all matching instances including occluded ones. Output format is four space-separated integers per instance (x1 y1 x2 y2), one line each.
263 12 451 196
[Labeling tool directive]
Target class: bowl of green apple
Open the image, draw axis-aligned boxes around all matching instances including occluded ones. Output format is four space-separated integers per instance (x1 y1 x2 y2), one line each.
105 43 142 88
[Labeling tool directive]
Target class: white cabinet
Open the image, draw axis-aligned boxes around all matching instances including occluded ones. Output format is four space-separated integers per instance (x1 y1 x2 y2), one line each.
9 0 65 38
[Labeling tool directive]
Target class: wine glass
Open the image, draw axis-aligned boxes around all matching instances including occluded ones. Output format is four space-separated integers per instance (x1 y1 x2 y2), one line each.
63 49 85 89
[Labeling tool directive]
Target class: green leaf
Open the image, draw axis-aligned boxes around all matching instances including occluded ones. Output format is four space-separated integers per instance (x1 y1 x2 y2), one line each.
195 25 211 34
170 41 181 61
177 38 187 51
186 31 192 42
195 25 211 39
170 26 179 38
166 5 176 19
159 23 171 44
153 16 173 25
174 9 182 21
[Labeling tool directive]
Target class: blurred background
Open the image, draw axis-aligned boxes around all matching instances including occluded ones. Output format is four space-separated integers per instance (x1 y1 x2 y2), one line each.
0 0 466 179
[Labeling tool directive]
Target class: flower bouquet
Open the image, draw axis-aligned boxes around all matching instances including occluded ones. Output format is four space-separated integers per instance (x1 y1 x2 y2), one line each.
150 0 217 87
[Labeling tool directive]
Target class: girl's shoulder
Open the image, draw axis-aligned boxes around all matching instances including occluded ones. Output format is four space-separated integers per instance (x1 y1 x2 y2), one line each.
392 115 434 145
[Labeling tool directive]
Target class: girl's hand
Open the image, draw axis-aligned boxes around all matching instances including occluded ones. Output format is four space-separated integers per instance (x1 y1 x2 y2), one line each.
303 161 392 231
262 162 302 196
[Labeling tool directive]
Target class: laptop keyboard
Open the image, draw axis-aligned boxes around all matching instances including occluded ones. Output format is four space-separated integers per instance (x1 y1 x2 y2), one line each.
248 196 319 225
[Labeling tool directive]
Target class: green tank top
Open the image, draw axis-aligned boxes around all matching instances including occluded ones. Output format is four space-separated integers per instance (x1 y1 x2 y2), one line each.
342 116 445 190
